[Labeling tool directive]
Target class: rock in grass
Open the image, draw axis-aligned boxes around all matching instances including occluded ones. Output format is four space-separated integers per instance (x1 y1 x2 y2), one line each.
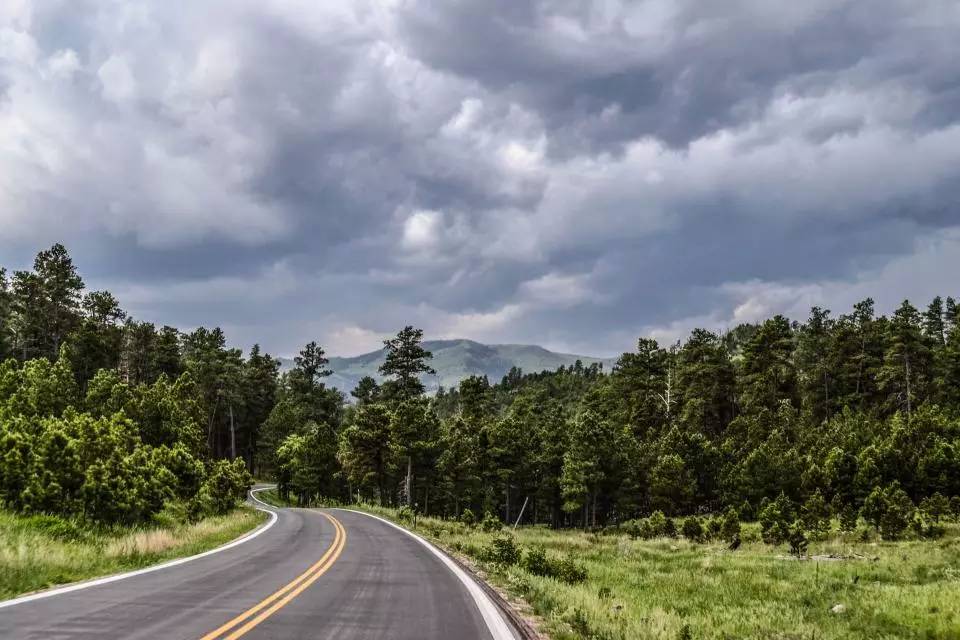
831 604 846 614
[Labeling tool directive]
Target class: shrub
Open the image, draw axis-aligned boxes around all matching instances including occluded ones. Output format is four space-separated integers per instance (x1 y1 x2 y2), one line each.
648 510 669 537
663 516 678 538
681 517 704 542
759 493 794 545
787 520 808 557
801 490 830 538
554 555 587 584
521 546 587 584
861 483 915 540
950 496 960 521
522 545 551 576
21 514 90 543
483 533 521 565
705 516 723 540
838 504 859 532
460 508 476 526
720 506 741 542
911 511 946 539
919 493 950 523
200 459 252 516
480 511 501 533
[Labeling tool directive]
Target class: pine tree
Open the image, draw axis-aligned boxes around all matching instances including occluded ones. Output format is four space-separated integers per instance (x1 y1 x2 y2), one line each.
339 402 395 504
924 296 946 346
379 326 435 401
795 307 835 424
879 301 931 419
676 329 735 439
31 244 83 360
739 316 797 413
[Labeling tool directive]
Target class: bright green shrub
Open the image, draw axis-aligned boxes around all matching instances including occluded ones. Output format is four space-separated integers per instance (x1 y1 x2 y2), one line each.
200 459 253 516
759 493 794 545
720 506 741 541
521 546 587 584
862 483 915 540
480 511 501 532
681 516 704 542
483 533 521 565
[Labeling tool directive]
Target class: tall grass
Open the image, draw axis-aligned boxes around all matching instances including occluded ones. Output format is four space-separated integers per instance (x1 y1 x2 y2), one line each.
0 507 266 600
348 504 960 640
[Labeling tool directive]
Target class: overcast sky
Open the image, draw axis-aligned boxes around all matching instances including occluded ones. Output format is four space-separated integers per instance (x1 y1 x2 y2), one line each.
2 1 959 357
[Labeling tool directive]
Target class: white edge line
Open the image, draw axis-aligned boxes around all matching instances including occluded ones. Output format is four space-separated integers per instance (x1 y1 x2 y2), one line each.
336 509 518 640
0 486 279 610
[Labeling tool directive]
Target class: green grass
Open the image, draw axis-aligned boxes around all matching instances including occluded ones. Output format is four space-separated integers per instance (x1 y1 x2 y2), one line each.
0 506 267 600
347 506 960 640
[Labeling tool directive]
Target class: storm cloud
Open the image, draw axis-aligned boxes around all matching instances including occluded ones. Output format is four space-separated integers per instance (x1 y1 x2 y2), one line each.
2 0 959 357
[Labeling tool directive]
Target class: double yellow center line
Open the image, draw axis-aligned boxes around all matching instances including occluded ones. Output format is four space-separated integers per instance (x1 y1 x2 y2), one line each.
199 512 347 640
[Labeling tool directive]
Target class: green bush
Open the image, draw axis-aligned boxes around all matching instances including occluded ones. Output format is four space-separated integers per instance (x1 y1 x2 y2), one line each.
681 517 704 542
705 516 723 540
759 493 794 545
787 520 808 557
554 555 588 584
480 511 501 533
19 514 90 543
800 490 830 537
200 459 253 516
838 504 859 532
624 511 677 539
919 493 950 523
0 355 244 527
483 533 521 565
862 483 915 540
521 545 587 584
460 508 476 526
522 545 551 575
720 506 741 542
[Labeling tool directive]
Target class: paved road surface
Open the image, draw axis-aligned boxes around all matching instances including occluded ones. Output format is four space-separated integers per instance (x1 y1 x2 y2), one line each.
0 492 519 640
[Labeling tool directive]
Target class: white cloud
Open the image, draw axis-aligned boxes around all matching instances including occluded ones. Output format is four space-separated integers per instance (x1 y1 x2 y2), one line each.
518 271 598 308
98 55 137 103
0 27 38 66
45 49 81 79
323 325 385 357
401 209 444 250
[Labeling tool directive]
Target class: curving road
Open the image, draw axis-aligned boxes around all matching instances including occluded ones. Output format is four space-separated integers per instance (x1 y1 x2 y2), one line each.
0 490 520 640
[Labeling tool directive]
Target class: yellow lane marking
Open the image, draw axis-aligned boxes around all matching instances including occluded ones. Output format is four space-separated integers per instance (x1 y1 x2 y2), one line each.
199 512 347 640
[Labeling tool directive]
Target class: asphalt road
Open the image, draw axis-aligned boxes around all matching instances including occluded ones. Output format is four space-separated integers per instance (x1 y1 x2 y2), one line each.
0 492 520 640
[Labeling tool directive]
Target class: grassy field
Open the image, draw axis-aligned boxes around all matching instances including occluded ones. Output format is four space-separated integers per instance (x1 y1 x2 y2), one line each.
0 506 266 600
334 503 960 640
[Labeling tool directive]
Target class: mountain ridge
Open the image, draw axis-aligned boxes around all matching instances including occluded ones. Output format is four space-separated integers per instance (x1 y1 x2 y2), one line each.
280 338 615 395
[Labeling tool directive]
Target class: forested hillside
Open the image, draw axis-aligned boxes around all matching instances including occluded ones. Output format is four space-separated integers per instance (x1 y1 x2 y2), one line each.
285 338 614 396
3 244 960 543
283 299 960 543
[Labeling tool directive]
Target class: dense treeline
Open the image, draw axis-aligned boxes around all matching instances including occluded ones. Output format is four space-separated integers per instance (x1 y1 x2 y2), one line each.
0 245 263 523
5 245 960 539
276 299 960 542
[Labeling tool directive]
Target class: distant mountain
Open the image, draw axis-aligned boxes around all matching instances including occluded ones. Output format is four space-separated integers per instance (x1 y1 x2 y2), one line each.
280 339 615 396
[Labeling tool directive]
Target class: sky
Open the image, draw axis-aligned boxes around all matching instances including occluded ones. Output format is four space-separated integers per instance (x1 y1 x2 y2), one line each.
2 1 959 358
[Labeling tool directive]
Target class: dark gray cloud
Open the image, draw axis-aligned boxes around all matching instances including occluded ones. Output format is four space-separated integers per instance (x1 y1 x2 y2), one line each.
1 0 959 358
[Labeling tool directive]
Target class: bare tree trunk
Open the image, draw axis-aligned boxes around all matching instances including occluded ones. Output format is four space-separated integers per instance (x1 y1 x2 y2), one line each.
905 354 912 420
505 484 510 524
229 404 236 460
405 456 413 506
